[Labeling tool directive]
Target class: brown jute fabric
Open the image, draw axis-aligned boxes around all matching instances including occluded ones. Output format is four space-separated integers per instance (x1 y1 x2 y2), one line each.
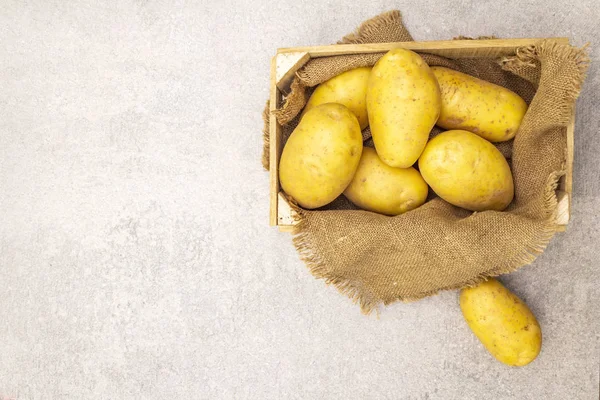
262 11 589 313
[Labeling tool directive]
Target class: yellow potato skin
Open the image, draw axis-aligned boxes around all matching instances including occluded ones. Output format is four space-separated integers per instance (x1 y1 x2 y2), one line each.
367 49 441 168
279 103 362 209
460 279 542 367
432 67 528 142
303 67 371 130
418 130 514 211
343 147 428 216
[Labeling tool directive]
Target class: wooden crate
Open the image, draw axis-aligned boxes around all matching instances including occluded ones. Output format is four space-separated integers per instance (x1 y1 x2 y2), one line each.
269 38 574 232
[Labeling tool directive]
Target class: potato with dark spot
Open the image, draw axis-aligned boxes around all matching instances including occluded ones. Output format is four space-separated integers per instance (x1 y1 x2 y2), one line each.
418 130 514 211
367 49 441 168
302 67 371 130
460 279 542 367
279 103 362 209
343 147 428 215
432 67 528 142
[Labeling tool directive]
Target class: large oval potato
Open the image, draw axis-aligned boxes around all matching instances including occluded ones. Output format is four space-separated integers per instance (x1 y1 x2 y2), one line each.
367 49 441 168
302 67 371 130
418 130 514 211
432 67 528 142
343 147 428 216
279 103 362 209
460 279 542 367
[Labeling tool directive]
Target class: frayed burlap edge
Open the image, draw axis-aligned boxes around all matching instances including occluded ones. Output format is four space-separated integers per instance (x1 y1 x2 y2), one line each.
536 41 590 123
290 210 382 312
289 41 589 314
262 79 312 170
261 100 270 170
339 10 411 44
273 78 309 125
291 169 564 314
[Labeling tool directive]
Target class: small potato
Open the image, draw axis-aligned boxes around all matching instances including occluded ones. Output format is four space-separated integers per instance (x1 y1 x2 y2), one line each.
418 130 514 211
460 279 542 367
279 103 362 209
343 147 428 215
303 67 371 130
367 49 441 168
432 67 528 142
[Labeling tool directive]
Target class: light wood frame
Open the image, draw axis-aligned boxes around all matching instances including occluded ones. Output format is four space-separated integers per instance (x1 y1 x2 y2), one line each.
269 38 574 232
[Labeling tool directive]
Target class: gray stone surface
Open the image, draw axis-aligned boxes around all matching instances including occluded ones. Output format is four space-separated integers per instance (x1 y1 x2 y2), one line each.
0 1 598 399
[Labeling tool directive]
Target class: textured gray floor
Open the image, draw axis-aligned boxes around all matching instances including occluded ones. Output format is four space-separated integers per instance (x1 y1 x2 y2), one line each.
0 1 599 399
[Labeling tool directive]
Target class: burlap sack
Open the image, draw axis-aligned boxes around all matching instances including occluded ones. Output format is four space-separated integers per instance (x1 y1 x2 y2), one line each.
262 11 589 313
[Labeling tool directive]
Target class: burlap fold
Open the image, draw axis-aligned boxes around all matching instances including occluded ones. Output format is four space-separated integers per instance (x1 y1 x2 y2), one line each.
262 11 588 313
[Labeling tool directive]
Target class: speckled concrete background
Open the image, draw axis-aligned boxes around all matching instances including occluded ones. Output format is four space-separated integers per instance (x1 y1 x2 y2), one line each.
0 1 598 399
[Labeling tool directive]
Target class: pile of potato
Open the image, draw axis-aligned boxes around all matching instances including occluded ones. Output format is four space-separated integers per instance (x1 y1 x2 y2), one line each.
279 49 542 366
279 48 527 215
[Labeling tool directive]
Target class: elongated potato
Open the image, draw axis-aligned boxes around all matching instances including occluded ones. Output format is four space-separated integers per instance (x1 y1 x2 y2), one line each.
279 103 362 209
343 147 428 215
460 279 542 367
367 49 441 168
302 67 371 130
432 67 528 142
418 130 514 211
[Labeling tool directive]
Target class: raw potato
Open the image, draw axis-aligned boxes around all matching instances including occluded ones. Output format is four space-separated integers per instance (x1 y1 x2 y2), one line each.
367 49 441 168
460 279 542 367
432 66 528 142
279 103 362 209
302 67 371 130
343 147 428 216
418 130 514 211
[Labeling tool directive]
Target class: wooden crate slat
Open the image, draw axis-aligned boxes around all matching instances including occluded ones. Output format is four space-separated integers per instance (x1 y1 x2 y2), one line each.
278 38 569 58
276 51 310 91
564 107 576 209
269 56 283 226
555 190 570 231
